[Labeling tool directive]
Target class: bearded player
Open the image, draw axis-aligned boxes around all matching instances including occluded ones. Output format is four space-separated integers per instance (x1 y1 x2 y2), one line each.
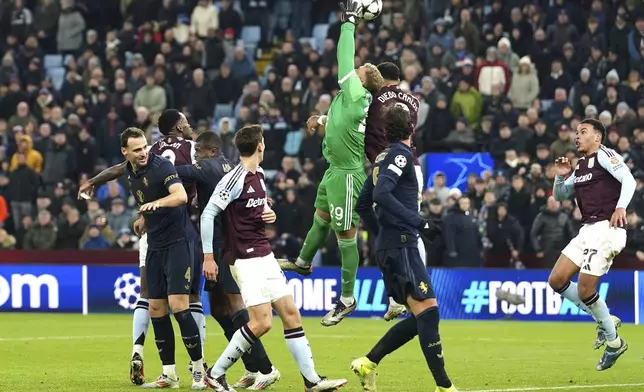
278 0 385 327
78 109 206 385
281 62 423 322
549 118 635 371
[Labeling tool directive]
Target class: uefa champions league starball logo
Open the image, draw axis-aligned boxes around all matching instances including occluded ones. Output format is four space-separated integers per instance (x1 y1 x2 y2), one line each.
113 273 141 310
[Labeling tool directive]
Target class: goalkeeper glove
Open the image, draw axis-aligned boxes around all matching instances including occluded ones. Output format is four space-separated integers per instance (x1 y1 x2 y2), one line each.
419 218 441 242
339 0 362 25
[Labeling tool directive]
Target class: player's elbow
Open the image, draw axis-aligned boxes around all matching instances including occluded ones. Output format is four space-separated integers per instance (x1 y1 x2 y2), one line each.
175 188 188 204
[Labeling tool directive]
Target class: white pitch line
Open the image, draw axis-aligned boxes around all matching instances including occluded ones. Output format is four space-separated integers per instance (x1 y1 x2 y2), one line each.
0 333 571 343
465 383 644 392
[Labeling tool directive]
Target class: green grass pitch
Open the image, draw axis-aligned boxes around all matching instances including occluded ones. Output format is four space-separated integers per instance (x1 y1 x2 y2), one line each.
1 314 643 391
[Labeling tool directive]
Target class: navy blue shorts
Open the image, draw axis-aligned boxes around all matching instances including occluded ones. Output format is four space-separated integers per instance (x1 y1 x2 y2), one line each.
146 239 195 299
203 248 240 295
191 240 204 296
376 246 435 304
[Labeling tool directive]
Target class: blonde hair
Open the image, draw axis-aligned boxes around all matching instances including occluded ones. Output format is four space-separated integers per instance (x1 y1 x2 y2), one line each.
363 63 385 93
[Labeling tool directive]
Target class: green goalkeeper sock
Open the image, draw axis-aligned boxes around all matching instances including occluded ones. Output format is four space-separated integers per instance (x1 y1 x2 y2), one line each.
297 214 331 266
338 237 359 297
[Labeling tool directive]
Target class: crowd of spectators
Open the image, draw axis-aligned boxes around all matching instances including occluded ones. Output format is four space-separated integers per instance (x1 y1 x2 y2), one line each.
0 0 643 270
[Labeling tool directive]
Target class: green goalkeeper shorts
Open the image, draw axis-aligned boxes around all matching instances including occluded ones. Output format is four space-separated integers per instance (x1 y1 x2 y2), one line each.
314 168 366 232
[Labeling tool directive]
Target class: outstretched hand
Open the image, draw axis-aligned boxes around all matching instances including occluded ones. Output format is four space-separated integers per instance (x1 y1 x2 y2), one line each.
339 0 362 24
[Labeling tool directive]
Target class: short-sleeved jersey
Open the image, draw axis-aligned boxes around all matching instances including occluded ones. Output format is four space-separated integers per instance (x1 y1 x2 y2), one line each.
573 146 623 223
176 154 234 249
365 85 420 163
209 164 272 263
149 137 197 211
127 153 196 249
322 77 371 171
372 143 420 249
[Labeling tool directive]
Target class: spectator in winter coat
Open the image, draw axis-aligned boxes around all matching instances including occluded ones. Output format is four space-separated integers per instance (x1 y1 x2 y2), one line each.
7 153 39 228
530 196 575 267
134 75 167 117
508 56 540 110
56 208 84 249
23 210 57 250
497 37 520 73
0 228 16 249
624 210 644 262
82 224 111 250
486 202 524 267
56 0 86 54
9 135 43 173
474 47 511 95
427 19 454 56
442 196 481 267
42 130 76 189
450 76 482 128
190 0 219 39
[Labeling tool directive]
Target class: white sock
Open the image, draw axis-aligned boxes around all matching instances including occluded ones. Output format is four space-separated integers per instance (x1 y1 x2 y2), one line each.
211 326 255 378
295 257 310 268
284 327 321 384
162 364 177 378
584 292 617 341
192 358 204 373
190 302 206 354
388 297 398 307
132 299 150 358
555 282 596 320
340 296 354 305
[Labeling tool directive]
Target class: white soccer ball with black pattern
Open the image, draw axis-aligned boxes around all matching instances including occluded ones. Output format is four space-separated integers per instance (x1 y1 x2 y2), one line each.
360 0 382 21
114 272 140 310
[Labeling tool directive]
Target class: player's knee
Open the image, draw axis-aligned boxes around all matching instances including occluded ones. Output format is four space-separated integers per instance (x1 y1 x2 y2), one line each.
336 226 357 240
189 293 201 303
148 300 167 317
407 297 438 316
547 271 568 292
168 295 189 313
315 209 331 223
248 310 272 336
278 301 302 330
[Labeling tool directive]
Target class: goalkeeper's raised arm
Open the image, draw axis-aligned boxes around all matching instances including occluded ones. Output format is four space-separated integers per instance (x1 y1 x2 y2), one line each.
338 0 384 101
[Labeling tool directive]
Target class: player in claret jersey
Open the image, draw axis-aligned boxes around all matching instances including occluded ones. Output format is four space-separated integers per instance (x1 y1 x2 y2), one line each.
549 118 636 371
200 125 347 392
78 109 206 385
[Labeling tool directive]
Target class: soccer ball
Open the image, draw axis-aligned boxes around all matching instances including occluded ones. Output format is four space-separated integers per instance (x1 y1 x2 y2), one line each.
360 0 382 21
114 273 141 310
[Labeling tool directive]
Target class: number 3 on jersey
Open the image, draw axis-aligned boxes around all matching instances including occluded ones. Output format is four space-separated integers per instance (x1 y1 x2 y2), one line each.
162 150 176 164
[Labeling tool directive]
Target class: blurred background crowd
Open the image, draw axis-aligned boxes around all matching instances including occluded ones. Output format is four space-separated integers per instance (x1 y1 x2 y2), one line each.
0 0 643 271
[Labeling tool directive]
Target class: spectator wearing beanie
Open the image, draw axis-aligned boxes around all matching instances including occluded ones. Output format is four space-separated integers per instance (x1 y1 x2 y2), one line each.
508 56 539 110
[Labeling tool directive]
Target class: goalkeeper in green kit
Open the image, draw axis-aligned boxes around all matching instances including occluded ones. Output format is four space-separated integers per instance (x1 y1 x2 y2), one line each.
279 0 384 326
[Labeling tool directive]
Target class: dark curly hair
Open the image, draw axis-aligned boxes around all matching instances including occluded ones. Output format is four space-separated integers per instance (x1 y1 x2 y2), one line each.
383 103 413 143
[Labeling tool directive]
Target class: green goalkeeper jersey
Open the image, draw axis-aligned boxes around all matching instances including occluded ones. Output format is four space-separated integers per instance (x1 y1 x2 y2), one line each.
322 23 371 171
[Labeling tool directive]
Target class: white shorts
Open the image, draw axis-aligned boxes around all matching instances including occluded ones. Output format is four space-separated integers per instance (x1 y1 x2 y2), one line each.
139 233 148 268
230 253 291 307
561 220 626 276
